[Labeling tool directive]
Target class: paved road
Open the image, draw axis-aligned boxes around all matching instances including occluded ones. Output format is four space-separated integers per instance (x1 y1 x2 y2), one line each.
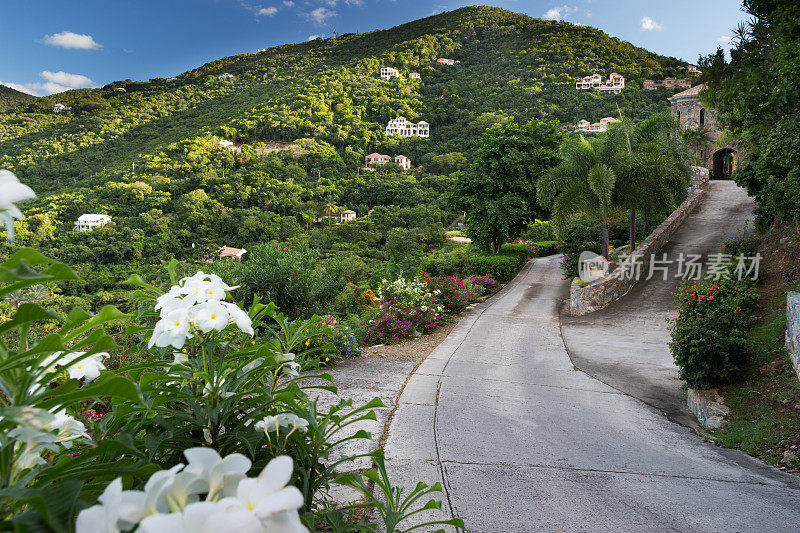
562 180 756 428
384 182 800 532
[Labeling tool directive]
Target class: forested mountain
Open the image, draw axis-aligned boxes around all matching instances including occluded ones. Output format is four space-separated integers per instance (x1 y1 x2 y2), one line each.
0 6 695 314
0 84 35 112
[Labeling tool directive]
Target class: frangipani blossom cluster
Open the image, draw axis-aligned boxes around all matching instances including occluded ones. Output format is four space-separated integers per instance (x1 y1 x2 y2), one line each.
149 272 254 349
255 413 309 435
76 448 308 533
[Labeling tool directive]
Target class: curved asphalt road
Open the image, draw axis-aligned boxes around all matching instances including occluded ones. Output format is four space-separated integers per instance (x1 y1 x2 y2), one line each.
383 182 800 532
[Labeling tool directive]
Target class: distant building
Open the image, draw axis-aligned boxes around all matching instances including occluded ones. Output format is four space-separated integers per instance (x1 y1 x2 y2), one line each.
409 72 421 79
394 155 411 170
575 116 620 133
385 116 430 138
216 139 242 153
365 153 391 166
53 103 70 113
218 73 235 80
598 73 625 94
114 87 126 93
340 210 356 222
576 73 625 94
686 65 701 75
74 214 111 232
315 210 357 224
643 78 691 90
167 77 177 82
576 74 603 89
380 67 401 80
437 58 459 66
219 246 247 261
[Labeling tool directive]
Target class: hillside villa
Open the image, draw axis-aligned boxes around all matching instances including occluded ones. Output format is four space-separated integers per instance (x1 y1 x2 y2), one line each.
409 72 421 79
575 116 620 133
364 153 412 170
385 117 430 138
219 246 247 261
74 214 111 232
380 67 401 80
643 78 691 90
215 139 242 153
437 58 459 65
218 73 235 80
53 103 71 113
576 73 625 93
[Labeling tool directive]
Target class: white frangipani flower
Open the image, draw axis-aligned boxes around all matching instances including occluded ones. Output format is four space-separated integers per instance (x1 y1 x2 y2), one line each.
138 501 261 533
149 308 192 349
0 169 36 242
183 448 251 500
193 300 229 333
218 456 307 532
46 409 89 447
40 351 108 382
254 413 309 434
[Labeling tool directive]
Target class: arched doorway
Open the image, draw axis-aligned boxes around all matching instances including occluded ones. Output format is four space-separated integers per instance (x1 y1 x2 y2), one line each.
712 148 737 180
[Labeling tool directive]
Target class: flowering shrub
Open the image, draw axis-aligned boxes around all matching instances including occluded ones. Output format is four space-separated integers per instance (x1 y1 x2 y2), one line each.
464 274 499 292
305 319 363 365
366 310 413 344
377 277 446 333
422 275 480 314
669 278 758 389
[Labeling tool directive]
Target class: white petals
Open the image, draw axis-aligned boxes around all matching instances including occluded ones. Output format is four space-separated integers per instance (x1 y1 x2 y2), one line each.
79 452 306 533
149 273 252 350
0 170 36 242
254 414 309 434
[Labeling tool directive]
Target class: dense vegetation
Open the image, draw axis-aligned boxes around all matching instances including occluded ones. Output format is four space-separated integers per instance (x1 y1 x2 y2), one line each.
0 85 34 112
0 6 696 327
701 0 800 231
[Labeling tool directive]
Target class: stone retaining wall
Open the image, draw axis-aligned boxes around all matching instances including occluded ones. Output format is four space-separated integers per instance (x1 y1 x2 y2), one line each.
785 292 800 382
569 166 709 315
687 388 729 429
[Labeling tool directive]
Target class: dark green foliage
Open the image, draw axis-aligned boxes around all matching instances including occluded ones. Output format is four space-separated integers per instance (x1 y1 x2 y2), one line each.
670 279 758 389
535 240 560 256
456 119 562 253
701 1 800 228
420 243 529 282
0 84 35 112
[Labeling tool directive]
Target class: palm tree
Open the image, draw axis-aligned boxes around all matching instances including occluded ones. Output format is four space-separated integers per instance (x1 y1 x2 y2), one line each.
682 126 714 162
600 113 692 251
322 202 338 226
538 137 617 259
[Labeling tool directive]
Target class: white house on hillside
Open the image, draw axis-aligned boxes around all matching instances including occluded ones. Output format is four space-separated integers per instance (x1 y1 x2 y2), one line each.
385 117 429 138
576 74 602 89
575 117 620 133
365 153 391 166
409 72 421 79
218 73 235 80
114 87 126 93
53 103 71 113
74 214 112 232
380 67 401 80
437 58 459 66
393 155 411 170
598 73 625 94
219 246 247 261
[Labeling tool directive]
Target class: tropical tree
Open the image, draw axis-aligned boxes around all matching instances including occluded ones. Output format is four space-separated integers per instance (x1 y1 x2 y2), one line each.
537 137 617 259
455 119 561 253
323 202 338 226
600 113 692 251
681 125 714 159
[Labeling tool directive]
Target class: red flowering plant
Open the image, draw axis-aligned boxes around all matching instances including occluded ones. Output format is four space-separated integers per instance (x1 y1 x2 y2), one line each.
669 277 758 389
421 275 480 314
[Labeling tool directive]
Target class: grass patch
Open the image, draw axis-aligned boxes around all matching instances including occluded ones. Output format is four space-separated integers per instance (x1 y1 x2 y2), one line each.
713 225 800 468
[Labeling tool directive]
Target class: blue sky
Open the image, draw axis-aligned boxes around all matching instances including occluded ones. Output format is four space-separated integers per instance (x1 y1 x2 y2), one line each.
1 0 747 96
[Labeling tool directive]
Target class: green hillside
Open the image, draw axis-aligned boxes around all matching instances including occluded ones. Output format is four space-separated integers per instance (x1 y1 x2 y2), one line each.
0 6 696 315
1 6 692 191
0 84 36 112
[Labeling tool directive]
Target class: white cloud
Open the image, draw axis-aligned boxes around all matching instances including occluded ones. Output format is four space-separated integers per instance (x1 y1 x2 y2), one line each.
0 81 39 96
542 5 576 21
1 71 96 96
640 17 662 31
42 31 102 50
256 6 278 15
307 34 322 40
345 0 363 5
282 0 294 5
717 35 733 43
306 7 336 25
40 70 94 88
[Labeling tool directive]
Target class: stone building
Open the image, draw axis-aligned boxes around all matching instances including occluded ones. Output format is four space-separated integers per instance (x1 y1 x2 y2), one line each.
668 84 744 180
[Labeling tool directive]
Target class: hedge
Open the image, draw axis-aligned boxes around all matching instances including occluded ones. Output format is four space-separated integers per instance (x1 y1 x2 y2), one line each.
420 244 530 283
535 241 559 256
